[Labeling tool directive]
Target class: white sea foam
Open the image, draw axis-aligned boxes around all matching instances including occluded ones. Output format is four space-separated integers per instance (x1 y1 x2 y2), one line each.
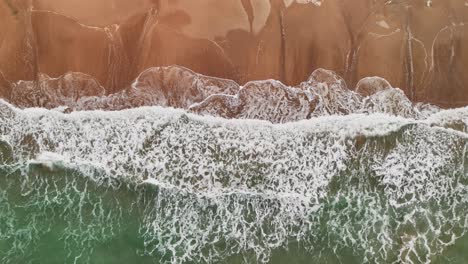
0 99 467 263
28 151 68 171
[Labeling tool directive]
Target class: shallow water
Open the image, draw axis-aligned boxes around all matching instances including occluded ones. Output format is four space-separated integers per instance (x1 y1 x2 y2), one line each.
2 168 354 264
2 161 468 264
0 100 467 263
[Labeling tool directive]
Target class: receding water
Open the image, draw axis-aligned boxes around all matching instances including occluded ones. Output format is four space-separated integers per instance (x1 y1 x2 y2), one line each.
0 101 467 263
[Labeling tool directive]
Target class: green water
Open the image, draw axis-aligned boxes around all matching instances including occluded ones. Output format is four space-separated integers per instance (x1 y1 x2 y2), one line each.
1 165 468 264
1 102 467 263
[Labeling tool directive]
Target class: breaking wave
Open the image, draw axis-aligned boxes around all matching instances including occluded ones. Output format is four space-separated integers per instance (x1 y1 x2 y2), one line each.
0 93 467 263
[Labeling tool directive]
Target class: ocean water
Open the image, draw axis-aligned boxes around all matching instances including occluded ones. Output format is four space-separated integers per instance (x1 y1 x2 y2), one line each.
0 99 467 263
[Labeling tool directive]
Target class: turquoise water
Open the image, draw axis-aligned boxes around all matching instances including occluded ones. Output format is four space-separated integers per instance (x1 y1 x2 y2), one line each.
1 163 468 264
0 102 467 263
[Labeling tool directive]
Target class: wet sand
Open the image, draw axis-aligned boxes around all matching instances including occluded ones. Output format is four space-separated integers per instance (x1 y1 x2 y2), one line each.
1 0 468 107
